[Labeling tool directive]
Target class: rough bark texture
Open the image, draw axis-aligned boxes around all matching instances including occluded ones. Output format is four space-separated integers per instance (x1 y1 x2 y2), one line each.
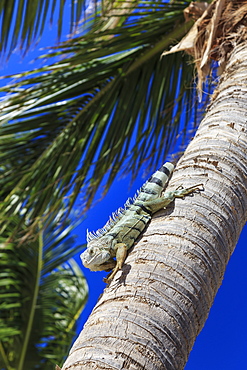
62 42 247 370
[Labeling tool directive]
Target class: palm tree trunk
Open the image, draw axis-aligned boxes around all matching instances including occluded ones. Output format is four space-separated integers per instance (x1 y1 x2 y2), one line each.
61 41 247 370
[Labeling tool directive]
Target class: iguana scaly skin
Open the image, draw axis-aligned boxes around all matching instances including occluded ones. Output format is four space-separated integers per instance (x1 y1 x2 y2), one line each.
81 162 202 283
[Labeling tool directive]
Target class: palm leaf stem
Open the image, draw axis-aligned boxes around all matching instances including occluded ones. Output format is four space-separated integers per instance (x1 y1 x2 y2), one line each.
31 20 194 215
0 1 197 238
0 64 127 230
17 223 43 370
126 19 193 76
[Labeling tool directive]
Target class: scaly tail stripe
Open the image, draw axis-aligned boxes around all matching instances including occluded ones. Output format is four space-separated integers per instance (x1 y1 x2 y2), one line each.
136 163 174 202
148 177 163 187
159 164 171 176
141 188 157 195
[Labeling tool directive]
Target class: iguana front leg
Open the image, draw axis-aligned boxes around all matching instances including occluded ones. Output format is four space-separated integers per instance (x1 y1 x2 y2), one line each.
104 243 128 283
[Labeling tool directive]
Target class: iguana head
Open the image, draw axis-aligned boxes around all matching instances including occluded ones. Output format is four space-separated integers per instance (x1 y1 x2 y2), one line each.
81 237 116 272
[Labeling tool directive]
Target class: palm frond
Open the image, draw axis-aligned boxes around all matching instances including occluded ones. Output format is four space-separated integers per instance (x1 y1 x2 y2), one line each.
0 1 208 236
0 0 146 59
0 214 87 369
0 0 92 58
36 260 88 368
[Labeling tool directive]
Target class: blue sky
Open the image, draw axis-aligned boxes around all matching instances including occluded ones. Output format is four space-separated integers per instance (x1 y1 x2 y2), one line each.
1 2 246 369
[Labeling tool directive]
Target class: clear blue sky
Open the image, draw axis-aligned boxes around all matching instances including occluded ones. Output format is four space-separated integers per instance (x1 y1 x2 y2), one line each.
1 2 246 369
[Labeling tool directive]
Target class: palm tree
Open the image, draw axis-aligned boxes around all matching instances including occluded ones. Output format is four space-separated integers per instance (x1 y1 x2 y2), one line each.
0 212 88 370
0 0 247 369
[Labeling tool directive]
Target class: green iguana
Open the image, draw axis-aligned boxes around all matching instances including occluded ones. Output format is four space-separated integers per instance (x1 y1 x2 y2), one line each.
81 162 202 283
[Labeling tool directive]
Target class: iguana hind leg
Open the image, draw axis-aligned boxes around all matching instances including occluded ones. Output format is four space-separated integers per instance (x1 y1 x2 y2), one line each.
144 184 203 213
172 184 203 198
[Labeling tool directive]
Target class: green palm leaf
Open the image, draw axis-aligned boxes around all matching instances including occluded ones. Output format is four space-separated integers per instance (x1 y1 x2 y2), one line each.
0 214 88 370
0 1 210 236
0 0 89 57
